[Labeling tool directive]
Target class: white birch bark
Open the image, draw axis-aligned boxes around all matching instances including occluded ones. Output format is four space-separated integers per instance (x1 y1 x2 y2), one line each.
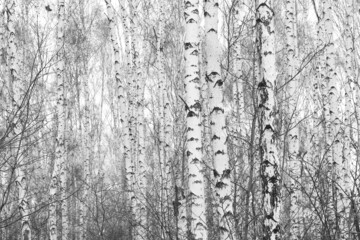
184 0 207 239
58 0 68 239
285 1 301 239
6 1 31 239
176 23 187 237
131 4 146 238
126 4 137 237
105 1 126 181
161 3 173 227
313 6 327 237
252 2 263 237
156 3 168 236
16 168 31 240
163 45 172 199
128 3 139 238
256 1 281 239
117 2 132 207
105 1 134 238
50 1 66 239
323 1 340 237
341 1 353 239
136 38 147 240
204 0 234 239
314 2 324 166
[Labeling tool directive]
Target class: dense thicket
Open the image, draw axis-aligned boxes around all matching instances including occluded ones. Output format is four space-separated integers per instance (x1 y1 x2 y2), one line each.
0 0 360 240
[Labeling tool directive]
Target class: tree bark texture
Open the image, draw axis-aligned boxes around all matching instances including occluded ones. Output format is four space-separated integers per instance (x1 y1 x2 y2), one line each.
205 0 234 239
257 1 281 239
184 0 208 239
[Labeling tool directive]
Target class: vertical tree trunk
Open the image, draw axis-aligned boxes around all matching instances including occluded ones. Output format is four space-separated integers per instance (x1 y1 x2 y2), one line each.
323 1 340 238
285 0 301 239
118 1 131 180
58 1 67 239
16 168 31 240
5 1 32 239
118 2 133 217
341 1 353 239
314 3 330 237
128 3 138 239
156 3 168 237
204 0 234 239
131 3 146 238
136 32 147 240
256 1 281 239
50 1 66 239
184 0 208 239
105 1 132 238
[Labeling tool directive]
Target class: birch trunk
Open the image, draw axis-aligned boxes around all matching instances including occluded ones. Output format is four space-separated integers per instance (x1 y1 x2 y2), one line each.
341 1 353 239
249 3 263 238
157 3 168 236
314 6 328 238
285 0 301 239
128 4 139 238
257 1 281 239
16 168 31 240
5 1 32 239
204 0 234 239
323 1 340 237
105 1 132 237
117 2 132 212
136 37 147 240
58 1 67 239
49 1 66 239
184 0 207 239
132 4 145 238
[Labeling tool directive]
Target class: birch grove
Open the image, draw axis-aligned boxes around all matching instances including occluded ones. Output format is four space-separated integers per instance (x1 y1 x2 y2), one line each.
1 0 360 239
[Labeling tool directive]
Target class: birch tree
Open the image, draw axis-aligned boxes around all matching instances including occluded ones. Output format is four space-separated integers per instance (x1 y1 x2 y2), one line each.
323 1 341 237
117 2 133 214
50 1 66 239
59 1 68 236
341 1 353 239
1 0 360 239
156 2 169 235
257 1 281 239
4 1 32 239
285 0 301 239
184 0 207 239
204 0 234 238
136 38 147 240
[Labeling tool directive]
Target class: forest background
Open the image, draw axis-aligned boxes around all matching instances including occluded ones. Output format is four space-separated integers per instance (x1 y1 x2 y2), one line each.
0 0 359 240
